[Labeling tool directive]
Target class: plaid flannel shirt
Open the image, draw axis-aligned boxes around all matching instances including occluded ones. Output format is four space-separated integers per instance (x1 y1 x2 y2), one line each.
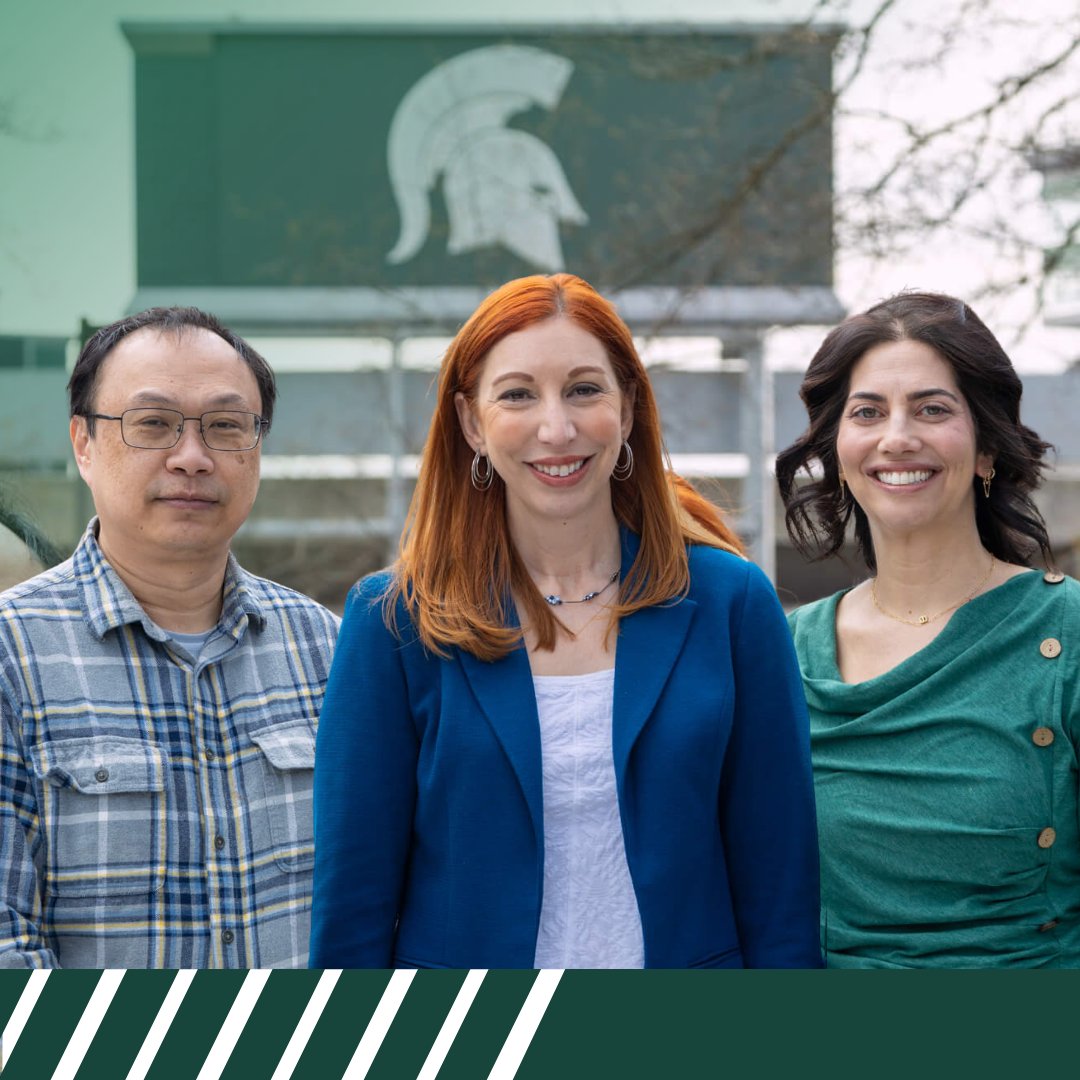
0 521 338 968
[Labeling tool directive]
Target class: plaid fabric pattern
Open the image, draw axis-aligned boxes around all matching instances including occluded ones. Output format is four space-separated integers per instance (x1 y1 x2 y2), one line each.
0 521 339 969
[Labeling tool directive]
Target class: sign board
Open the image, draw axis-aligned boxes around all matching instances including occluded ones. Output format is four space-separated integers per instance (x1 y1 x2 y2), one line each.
125 24 837 306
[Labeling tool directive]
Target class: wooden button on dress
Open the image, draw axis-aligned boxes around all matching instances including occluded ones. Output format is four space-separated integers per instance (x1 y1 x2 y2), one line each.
1040 638 1062 658
1038 827 1057 849
1032 727 1055 747
1044 570 1065 584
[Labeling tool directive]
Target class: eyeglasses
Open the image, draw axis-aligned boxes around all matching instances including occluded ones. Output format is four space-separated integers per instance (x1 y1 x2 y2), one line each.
86 409 269 451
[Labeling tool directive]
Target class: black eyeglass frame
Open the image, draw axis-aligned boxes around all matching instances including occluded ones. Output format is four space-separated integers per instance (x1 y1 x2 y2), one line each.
84 409 270 451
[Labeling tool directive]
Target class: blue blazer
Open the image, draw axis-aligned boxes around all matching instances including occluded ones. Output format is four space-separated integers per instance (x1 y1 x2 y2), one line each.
310 532 821 968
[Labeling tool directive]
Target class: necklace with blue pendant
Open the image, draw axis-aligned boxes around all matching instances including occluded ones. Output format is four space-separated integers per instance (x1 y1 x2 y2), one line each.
544 570 619 606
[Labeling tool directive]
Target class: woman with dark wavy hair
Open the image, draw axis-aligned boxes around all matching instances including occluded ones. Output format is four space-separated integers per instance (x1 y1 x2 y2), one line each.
776 290 1080 968
311 273 821 969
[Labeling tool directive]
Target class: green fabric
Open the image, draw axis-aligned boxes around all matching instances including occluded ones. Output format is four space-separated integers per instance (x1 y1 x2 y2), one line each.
789 570 1080 967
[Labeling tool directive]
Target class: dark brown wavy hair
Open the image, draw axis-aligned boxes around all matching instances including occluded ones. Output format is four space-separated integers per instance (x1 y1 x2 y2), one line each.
775 291 1053 572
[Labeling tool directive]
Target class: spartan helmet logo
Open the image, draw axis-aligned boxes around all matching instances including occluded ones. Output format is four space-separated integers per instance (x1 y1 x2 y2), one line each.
386 44 588 272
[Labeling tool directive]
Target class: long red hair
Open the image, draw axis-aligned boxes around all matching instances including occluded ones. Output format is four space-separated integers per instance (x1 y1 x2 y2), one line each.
387 273 743 660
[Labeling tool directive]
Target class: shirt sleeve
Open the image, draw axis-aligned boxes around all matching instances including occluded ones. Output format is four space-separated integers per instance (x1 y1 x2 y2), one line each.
0 683 59 968
718 562 823 968
309 578 418 968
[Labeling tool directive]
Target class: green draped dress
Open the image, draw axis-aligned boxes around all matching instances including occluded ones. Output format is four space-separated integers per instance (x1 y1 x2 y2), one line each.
789 570 1080 967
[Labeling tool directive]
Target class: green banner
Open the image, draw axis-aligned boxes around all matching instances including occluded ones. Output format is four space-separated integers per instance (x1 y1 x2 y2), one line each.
126 26 836 293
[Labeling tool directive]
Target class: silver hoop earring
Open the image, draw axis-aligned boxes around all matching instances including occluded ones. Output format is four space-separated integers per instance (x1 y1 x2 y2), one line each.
470 451 493 491
612 440 634 481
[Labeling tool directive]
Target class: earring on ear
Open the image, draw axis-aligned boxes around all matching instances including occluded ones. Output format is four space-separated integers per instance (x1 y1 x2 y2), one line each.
838 474 846 498
471 451 494 491
982 467 995 499
612 440 634 481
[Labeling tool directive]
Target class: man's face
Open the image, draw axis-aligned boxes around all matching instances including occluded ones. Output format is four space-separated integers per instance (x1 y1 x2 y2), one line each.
70 326 263 568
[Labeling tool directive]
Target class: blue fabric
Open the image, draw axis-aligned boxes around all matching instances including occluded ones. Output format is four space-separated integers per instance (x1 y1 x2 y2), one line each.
311 531 822 969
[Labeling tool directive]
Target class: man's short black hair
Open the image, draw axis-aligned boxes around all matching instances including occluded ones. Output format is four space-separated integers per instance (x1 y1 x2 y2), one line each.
68 307 276 433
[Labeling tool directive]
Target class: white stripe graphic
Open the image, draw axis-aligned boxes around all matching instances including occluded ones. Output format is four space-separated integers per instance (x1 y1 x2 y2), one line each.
125 969 196 1080
196 968 271 1080
52 969 125 1080
416 968 487 1080
270 969 341 1080
487 969 563 1080
1 969 50 1068
341 969 416 1079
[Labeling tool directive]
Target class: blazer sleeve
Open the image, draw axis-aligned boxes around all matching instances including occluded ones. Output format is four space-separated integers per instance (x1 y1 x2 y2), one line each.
718 562 823 968
309 577 418 968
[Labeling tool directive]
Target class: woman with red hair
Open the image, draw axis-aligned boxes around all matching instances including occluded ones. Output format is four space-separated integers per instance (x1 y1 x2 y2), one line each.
310 273 820 969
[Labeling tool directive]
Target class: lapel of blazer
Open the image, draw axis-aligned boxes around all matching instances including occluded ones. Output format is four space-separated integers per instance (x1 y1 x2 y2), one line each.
457 639 544 841
454 529 697 836
612 529 697 784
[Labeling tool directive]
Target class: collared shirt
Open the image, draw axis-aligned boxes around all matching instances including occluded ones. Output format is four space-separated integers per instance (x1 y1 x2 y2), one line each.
0 520 339 968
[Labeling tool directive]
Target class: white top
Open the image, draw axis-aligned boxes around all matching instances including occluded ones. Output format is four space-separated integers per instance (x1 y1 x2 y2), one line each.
532 668 645 969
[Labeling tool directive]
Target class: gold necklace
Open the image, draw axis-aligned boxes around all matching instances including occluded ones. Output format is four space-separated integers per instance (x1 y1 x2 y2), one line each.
870 554 996 627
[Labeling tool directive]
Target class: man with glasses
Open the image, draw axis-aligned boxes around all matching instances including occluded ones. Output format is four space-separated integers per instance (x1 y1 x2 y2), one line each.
0 307 339 967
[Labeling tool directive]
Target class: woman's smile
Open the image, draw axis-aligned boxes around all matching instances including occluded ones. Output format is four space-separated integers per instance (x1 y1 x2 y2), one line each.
529 456 590 482
868 467 937 488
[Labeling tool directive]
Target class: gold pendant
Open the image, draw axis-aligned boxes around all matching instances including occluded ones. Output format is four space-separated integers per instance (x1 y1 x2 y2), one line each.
918 615 929 625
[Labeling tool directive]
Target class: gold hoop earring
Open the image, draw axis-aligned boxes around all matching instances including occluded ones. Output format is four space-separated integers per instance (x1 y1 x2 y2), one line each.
471 452 493 491
982 467 995 499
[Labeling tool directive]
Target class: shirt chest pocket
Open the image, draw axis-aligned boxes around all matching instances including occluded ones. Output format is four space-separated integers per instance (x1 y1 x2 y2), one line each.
247 721 316 873
32 736 168 897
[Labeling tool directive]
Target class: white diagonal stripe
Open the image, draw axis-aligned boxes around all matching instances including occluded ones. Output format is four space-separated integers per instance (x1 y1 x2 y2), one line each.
125 969 196 1080
487 969 563 1080
269 969 341 1080
1 969 50 1067
341 969 416 1079
52 968 125 1080
195 968 271 1080
416 969 487 1080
